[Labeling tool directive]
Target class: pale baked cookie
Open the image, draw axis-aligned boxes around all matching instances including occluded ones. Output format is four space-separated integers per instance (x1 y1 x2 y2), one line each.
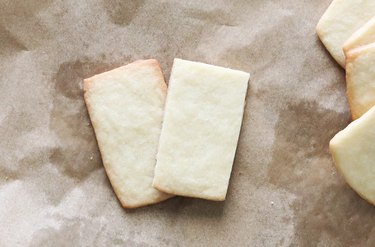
84 59 173 208
346 43 375 119
316 0 375 68
153 58 250 201
330 106 375 205
344 16 375 56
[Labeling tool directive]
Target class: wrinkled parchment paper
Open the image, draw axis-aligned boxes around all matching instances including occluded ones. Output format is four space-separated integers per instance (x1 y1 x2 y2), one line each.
1 0 374 246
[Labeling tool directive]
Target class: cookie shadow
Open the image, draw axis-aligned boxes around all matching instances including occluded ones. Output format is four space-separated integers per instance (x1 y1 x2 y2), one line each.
125 195 226 219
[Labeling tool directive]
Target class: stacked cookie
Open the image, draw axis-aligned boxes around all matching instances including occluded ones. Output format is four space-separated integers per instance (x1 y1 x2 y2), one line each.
317 0 375 205
84 59 250 208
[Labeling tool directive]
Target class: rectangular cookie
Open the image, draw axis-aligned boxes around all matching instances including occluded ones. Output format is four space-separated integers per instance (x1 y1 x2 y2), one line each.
153 58 250 201
84 59 173 208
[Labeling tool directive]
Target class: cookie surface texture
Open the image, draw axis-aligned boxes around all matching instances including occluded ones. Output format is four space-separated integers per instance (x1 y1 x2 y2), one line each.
153 58 250 201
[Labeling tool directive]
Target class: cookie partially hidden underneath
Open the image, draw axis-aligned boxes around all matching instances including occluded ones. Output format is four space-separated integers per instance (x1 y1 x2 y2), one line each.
346 43 375 120
84 59 173 208
330 106 375 205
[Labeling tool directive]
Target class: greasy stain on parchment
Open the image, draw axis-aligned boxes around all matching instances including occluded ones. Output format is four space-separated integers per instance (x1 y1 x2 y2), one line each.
0 0 53 50
102 0 145 26
0 25 28 56
268 101 375 246
49 57 127 180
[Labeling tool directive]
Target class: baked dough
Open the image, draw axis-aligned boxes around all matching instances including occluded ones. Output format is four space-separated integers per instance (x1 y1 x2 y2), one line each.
330 106 375 205
346 43 375 119
316 0 375 68
344 16 375 55
84 59 173 208
153 58 250 201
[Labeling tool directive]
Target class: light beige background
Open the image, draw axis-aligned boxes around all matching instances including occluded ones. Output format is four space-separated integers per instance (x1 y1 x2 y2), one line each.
0 0 374 246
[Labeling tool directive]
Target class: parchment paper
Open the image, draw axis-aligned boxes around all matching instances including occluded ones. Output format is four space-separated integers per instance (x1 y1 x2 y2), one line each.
0 0 374 246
